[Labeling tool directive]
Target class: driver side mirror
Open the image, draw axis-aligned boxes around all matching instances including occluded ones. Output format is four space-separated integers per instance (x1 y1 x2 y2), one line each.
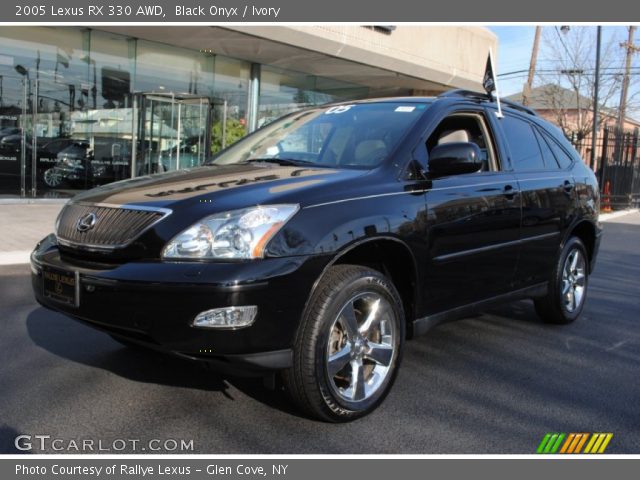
428 142 482 176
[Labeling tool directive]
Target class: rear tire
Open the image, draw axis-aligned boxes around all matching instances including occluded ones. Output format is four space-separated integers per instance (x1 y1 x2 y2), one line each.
283 265 405 422
534 236 589 324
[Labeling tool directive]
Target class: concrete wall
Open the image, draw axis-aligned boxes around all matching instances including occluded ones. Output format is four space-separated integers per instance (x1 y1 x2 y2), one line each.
226 26 498 91
98 25 497 93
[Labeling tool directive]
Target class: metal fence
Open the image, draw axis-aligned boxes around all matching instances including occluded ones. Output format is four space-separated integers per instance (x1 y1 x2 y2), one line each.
591 126 640 211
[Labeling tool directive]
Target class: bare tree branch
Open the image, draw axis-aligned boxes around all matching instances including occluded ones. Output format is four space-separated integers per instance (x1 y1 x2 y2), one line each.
535 26 638 143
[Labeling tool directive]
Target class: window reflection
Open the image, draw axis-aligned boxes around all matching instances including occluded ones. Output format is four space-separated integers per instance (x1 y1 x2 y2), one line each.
0 27 371 198
210 57 250 153
258 65 369 128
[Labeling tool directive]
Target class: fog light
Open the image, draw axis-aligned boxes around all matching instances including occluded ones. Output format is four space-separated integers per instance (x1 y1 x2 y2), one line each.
193 306 257 329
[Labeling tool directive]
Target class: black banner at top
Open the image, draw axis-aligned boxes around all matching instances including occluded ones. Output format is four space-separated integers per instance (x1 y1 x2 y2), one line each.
2 0 640 22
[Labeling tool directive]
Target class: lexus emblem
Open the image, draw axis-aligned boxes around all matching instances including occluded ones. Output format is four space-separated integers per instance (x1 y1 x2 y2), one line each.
76 213 97 232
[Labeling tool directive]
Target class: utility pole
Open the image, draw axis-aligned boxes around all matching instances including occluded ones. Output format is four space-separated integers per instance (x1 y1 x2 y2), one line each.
617 26 639 132
590 26 601 171
522 26 542 106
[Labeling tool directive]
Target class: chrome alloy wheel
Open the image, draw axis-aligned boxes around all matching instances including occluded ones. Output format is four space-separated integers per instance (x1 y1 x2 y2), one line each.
325 292 397 403
562 248 586 313
44 168 63 187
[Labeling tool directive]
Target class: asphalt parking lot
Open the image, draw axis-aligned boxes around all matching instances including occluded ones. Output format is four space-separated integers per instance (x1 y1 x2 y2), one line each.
1 213 638 454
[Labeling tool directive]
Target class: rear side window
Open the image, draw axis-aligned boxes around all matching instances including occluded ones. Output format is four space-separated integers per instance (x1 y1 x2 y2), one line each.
500 115 545 171
533 129 559 169
539 129 574 169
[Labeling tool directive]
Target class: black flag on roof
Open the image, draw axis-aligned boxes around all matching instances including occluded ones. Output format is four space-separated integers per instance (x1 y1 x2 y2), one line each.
483 52 496 94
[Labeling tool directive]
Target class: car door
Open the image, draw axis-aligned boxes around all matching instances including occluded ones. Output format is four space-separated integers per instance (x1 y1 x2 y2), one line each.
495 113 577 287
420 109 522 313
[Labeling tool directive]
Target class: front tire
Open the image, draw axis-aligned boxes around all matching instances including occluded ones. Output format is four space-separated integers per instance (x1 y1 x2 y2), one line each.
534 236 589 324
283 265 405 422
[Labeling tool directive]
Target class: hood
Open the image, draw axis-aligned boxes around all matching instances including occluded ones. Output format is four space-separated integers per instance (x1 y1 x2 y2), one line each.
70 163 368 210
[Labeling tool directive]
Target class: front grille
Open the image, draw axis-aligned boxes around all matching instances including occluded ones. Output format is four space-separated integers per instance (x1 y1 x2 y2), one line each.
56 203 169 249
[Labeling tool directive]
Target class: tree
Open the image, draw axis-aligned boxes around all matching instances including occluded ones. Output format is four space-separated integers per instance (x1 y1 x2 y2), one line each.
211 118 246 154
536 27 638 144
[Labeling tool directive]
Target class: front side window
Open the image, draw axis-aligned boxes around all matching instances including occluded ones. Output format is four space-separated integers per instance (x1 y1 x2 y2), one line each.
426 112 498 172
501 115 546 171
211 102 430 169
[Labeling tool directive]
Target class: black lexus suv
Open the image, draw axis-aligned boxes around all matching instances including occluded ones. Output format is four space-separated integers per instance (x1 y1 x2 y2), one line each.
31 90 602 421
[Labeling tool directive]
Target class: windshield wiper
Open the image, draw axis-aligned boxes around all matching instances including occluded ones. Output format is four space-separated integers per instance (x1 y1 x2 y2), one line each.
244 158 318 167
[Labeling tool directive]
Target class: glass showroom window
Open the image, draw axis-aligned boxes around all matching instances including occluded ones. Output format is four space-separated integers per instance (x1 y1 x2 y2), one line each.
0 27 89 198
135 40 217 172
73 30 137 191
211 56 250 154
257 65 369 130
135 40 215 97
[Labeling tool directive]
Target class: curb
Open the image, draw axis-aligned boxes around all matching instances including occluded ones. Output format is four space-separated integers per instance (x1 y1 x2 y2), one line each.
0 251 31 266
599 209 638 222
0 198 68 205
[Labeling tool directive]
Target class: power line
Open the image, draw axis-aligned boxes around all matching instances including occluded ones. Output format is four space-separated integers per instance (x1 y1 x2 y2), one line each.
554 26 577 66
499 73 640 82
499 67 640 77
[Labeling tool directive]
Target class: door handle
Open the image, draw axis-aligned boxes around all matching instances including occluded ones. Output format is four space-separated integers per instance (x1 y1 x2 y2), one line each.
503 184 519 200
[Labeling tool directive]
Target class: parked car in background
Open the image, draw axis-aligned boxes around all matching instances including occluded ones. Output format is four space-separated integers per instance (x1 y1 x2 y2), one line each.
31 90 601 421
0 127 22 139
38 138 79 162
0 133 83 191
0 132 26 150
42 138 132 189
42 141 93 188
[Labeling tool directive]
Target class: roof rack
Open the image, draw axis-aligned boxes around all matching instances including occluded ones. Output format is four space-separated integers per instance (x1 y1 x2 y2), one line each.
501 99 537 116
438 89 490 101
438 89 537 116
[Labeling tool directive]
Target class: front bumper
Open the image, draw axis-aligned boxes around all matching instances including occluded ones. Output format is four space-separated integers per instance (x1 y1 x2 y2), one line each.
31 234 330 373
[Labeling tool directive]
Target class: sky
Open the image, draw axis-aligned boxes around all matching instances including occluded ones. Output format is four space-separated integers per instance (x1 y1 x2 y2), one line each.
489 26 537 96
488 26 639 110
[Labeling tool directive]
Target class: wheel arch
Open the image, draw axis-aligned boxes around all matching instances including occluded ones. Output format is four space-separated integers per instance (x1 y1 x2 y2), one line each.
307 236 419 339
565 219 597 268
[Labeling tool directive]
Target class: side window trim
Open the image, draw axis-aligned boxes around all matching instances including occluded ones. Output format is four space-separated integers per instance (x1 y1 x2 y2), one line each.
532 127 558 169
473 112 500 172
483 105 513 172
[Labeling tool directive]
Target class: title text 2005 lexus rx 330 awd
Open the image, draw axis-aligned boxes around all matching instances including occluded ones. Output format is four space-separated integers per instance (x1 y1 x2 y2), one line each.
32 90 601 421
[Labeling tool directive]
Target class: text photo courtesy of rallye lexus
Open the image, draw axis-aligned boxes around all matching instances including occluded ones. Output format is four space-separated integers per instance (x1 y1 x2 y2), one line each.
31 88 602 422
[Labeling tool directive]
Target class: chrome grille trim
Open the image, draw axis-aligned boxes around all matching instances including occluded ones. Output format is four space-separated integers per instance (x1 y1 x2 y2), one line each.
55 202 172 251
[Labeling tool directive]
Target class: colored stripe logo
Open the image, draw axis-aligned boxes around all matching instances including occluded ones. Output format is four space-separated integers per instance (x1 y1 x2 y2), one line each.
537 433 613 454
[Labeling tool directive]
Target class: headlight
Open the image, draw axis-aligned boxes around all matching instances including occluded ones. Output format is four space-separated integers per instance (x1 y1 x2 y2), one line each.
162 204 299 260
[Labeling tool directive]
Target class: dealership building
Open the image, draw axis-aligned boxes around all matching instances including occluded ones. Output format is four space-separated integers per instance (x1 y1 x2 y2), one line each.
0 25 496 198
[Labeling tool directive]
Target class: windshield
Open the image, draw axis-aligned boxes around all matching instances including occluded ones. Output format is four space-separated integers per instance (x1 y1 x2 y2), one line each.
211 102 430 169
